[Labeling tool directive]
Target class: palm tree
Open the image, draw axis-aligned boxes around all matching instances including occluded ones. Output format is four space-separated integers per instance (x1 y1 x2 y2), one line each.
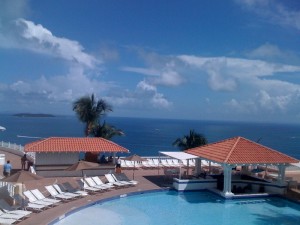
173 129 207 151
92 121 124 139
73 94 112 136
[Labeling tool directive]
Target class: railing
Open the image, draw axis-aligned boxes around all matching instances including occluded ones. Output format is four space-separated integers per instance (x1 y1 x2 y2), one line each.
0 141 24 151
0 141 35 164
0 181 15 198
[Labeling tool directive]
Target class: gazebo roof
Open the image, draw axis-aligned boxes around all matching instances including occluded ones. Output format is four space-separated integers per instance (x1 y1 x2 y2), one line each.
24 137 129 153
185 136 299 165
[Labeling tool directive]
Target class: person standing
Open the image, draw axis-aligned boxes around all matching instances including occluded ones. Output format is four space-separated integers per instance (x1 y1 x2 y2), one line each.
3 160 12 177
116 156 121 168
21 154 27 170
115 156 121 174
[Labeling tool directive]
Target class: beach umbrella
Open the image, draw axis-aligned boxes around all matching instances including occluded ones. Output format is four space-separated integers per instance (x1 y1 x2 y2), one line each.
65 160 100 177
0 126 6 131
1 170 43 183
123 154 147 179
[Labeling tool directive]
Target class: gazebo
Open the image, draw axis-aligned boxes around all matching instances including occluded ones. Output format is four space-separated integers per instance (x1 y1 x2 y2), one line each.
24 137 129 172
185 136 299 197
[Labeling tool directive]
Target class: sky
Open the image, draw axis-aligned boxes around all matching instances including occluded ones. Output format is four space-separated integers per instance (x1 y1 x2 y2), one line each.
1 0 300 123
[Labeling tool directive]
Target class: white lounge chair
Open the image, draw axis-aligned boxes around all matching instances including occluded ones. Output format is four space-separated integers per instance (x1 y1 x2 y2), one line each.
141 160 151 168
59 183 89 196
0 217 17 225
152 159 160 167
80 179 102 192
0 211 25 221
53 184 83 198
44 186 74 200
104 174 127 187
30 189 61 205
91 176 114 189
111 174 138 185
25 202 48 212
23 191 54 207
0 199 31 217
84 177 110 191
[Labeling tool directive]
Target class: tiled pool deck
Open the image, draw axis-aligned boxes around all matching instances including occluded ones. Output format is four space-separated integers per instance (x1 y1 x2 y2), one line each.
1 147 300 225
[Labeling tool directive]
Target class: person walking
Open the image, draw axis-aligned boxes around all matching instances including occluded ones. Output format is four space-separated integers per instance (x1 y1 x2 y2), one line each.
3 160 12 177
21 153 27 170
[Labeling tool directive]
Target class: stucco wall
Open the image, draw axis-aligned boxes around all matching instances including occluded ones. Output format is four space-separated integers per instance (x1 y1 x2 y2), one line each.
35 152 79 166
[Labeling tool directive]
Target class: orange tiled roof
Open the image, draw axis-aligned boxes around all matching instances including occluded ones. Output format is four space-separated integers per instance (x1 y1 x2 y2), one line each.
24 137 129 153
185 136 299 164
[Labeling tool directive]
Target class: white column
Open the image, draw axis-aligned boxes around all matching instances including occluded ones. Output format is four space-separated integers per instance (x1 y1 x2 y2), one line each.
223 164 234 198
195 158 201 175
277 164 286 185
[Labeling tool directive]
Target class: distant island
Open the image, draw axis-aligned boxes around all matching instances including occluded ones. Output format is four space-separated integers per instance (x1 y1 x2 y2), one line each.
13 113 55 118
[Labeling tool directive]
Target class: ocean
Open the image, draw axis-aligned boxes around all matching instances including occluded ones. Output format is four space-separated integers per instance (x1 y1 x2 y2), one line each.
0 115 300 159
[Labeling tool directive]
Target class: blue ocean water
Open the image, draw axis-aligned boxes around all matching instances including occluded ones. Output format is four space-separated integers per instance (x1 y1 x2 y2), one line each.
0 114 300 159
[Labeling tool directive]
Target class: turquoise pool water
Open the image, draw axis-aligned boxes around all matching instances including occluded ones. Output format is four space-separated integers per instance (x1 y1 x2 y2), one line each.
54 191 300 225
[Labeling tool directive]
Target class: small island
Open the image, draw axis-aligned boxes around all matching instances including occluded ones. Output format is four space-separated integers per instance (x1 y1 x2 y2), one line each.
13 113 55 118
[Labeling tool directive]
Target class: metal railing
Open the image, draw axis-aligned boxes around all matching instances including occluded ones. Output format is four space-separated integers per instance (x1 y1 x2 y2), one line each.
0 141 24 151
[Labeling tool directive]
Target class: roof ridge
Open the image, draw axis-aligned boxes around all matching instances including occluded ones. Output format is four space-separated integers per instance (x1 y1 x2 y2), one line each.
224 136 240 163
25 137 52 151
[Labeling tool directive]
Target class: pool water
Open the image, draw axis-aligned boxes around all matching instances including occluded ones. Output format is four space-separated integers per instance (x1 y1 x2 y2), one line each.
54 191 300 225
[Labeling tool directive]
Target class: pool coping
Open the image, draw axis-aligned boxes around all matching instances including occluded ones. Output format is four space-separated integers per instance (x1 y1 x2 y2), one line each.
48 188 300 225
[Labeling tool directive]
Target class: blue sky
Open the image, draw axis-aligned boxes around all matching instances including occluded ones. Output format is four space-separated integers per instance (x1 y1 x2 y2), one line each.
1 0 300 123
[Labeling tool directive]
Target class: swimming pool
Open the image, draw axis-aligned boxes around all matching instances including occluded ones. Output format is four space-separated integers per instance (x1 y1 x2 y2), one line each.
53 191 300 225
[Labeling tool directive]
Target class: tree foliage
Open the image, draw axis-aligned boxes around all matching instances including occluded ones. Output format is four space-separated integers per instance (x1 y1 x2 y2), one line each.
173 129 207 151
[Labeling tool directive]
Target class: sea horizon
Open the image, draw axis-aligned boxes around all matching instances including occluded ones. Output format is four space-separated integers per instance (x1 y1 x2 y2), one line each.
0 114 300 159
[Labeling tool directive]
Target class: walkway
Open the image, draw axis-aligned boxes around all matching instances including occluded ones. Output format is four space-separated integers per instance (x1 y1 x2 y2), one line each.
0 148 171 225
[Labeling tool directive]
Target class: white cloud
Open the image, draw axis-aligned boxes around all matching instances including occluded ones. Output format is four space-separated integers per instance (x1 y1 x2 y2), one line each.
236 0 300 30
151 93 172 108
13 19 99 68
137 80 157 92
121 67 160 76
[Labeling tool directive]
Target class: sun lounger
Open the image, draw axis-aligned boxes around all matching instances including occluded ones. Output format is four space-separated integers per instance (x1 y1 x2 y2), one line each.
45 186 74 200
141 160 151 168
0 200 32 217
86 177 112 189
80 179 102 192
0 217 17 225
25 202 48 212
23 191 54 207
0 211 26 221
111 174 138 185
84 177 110 191
91 176 114 188
30 189 61 205
104 174 127 187
152 159 160 167
53 184 82 198
60 182 89 196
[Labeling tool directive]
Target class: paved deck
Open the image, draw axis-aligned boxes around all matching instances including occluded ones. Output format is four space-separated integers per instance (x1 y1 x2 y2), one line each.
0 148 172 225
1 147 300 224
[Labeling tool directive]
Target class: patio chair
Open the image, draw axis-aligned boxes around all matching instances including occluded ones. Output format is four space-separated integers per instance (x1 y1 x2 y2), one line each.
0 199 32 217
84 177 110 191
53 184 82 198
30 189 61 205
0 210 26 221
23 190 54 207
80 179 102 192
104 174 127 187
0 217 18 225
25 202 49 212
91 176 114 189
60 182 89 196
44 186 74 200
111 174 138 185
141 160 151 168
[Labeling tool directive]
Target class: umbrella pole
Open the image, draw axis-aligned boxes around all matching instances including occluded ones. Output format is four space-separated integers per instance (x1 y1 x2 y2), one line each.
133 161 135 180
